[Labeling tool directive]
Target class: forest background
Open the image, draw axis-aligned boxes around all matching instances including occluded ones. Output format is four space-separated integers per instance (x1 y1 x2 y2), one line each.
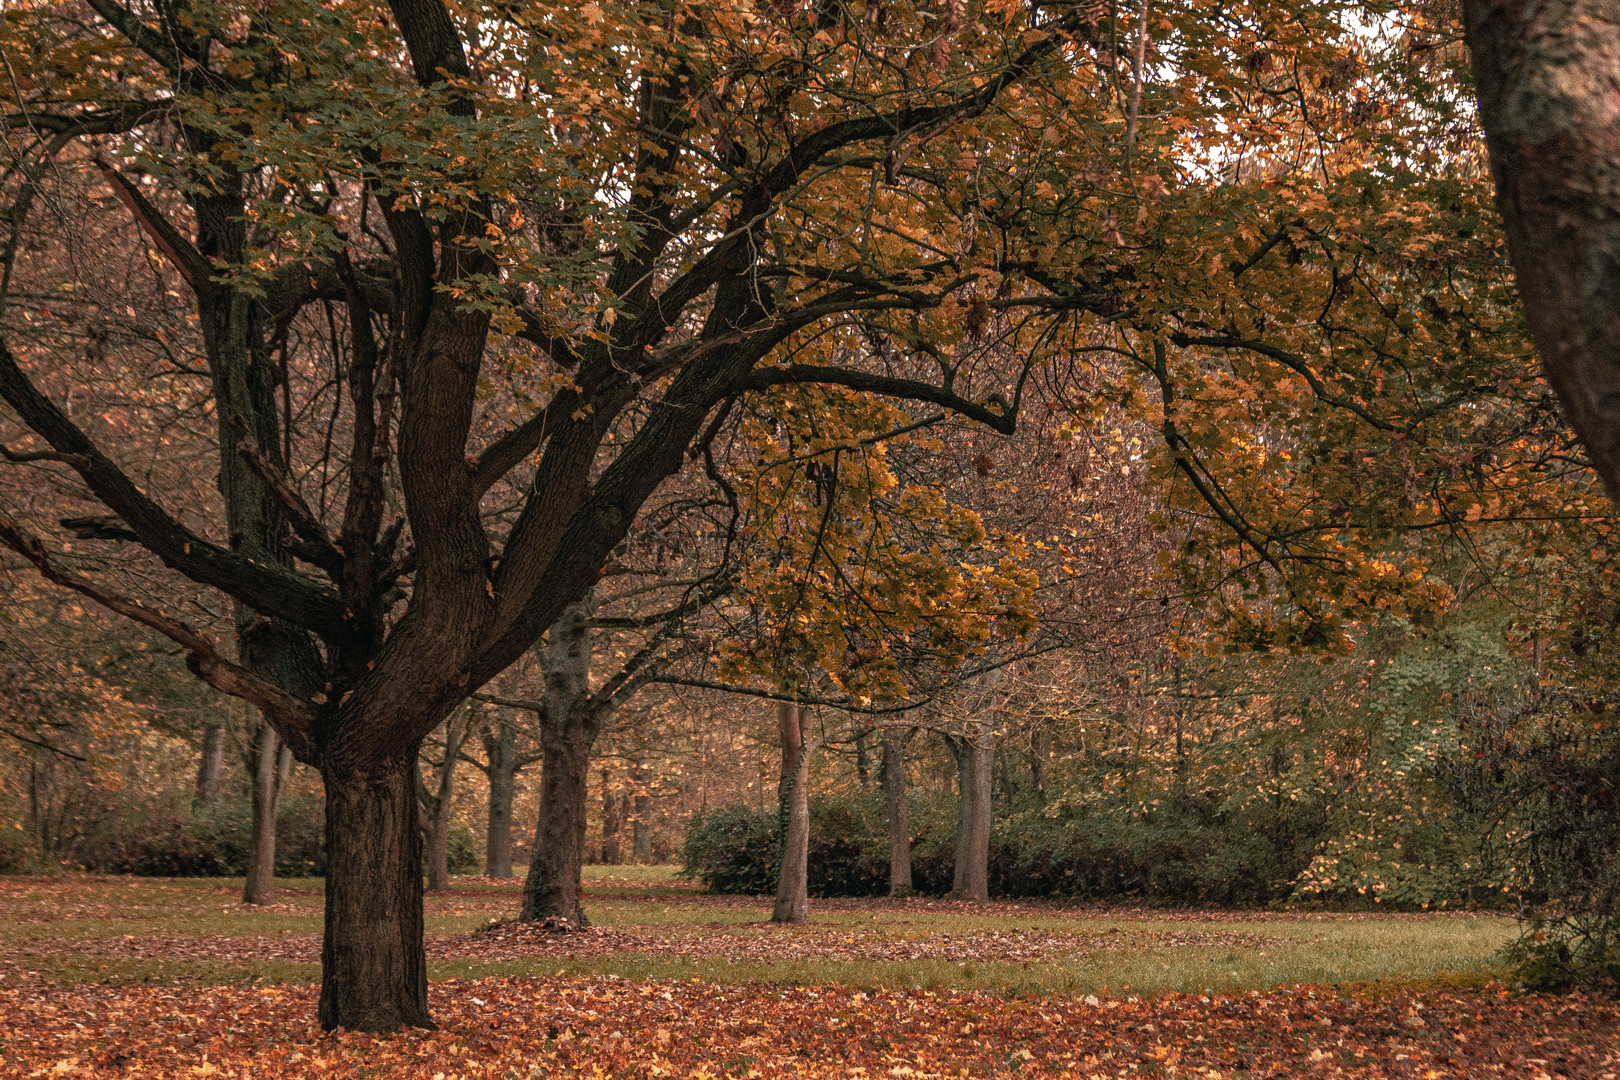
2 0 1620 1023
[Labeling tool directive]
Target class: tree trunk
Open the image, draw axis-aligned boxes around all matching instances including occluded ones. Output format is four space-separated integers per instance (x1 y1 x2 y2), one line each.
632 762 653 860
483 713 519 878
949 732 993 902
521 599 604 924
601 774 623 865
881 730 912 897
420 711 472 892
773 702 811 924
1463 0 1620 501
194 719 226 808
521 717 595 922
243 719 282 905
318 751 433 1033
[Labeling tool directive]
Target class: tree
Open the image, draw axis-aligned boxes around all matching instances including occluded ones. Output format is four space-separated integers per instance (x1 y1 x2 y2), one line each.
0 0 1100 1030
465 706 539 879
418 707 475 892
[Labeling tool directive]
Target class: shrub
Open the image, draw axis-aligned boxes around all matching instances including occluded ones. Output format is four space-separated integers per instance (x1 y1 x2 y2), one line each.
681 803 777 894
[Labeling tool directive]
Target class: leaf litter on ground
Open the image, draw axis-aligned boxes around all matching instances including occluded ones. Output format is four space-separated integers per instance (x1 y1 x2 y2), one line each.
0 974 1615 1078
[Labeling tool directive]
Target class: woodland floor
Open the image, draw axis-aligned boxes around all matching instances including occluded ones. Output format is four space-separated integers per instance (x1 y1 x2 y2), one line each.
0 870 1612 1078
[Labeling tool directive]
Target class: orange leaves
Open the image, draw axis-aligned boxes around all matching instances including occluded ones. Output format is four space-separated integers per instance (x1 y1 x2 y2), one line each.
2 975 1619 1078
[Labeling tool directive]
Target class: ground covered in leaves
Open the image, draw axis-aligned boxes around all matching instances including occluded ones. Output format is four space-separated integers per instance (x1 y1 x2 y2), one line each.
3 974 1616 1078
0 872 1584 1077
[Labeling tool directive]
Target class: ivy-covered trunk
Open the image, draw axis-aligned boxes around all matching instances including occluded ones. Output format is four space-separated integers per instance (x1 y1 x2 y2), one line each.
773 703 811 924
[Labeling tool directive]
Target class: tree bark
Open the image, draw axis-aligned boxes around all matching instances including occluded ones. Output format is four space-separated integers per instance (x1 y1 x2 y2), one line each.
243 719 283 905
773 702 811 924
521 600 604 924
1463 0 1620 500
318 750 433 1033
194 719 226 808
482 711 519 878
881 730 912 897
949 731 993 902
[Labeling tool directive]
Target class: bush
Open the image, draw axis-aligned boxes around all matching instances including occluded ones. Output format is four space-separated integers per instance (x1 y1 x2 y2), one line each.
447 824 481 875
681 788 1323 904
74 793 327 877
680 804 777 894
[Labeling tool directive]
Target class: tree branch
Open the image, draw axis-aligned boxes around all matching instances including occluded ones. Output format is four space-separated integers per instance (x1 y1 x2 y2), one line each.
0 506 317 750
0 336 343 630
737 364 1017 434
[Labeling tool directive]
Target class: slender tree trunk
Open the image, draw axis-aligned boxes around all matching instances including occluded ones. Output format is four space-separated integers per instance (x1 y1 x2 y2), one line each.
194 719 227 808
949 731 993 902
243 719 282 905
420 711 471 892
318 750 433 1033
773 702 811 924
853 727 871 788
601 775 623 865
632 762 652 860
881 729 912 897
521 600 603 924
483 714 519 878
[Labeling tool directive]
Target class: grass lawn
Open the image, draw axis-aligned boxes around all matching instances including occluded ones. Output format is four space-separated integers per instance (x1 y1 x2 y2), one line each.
0 866 1516 997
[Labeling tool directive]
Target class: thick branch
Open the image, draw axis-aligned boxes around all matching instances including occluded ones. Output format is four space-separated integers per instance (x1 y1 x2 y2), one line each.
0 337 343 629
94 159 211 295
0 506 317 750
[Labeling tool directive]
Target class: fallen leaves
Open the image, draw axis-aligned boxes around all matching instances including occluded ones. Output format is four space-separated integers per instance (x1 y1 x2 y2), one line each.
0 975 1615 1078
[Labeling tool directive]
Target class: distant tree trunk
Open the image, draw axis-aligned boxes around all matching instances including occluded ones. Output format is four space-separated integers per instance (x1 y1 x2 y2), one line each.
600 774 623 865
1463 0 1620 501
853 727 871 788
243 718 282 905
1029 724 1046 799
419 709 473 892
482 711 519 878
881 729 912 897
521 601 602 925
194 719 227 808
773 701 811 924
948 731 993 902
631 761 653 860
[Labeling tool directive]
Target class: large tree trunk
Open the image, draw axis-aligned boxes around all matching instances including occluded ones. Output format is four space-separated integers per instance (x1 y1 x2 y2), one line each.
881 729 912 897
483 711 519 878
243 719 283 905
521 600 604 924
318 750 433 1033
1463 0 1620 500
949 731 993 902
772 702 811 924
194 719 226 808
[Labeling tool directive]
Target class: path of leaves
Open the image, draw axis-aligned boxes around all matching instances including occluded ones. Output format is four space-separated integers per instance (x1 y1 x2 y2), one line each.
0 922 1269 967
0 975 1614 1078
